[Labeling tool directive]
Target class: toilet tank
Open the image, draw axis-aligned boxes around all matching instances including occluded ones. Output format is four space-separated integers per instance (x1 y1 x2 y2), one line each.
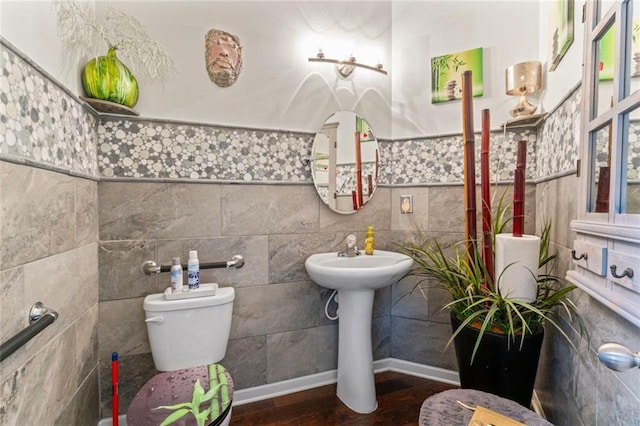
143 287 235 371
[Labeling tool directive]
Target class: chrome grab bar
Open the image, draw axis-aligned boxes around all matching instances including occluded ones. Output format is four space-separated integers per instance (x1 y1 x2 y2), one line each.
141 255 245 275
0 302 58 362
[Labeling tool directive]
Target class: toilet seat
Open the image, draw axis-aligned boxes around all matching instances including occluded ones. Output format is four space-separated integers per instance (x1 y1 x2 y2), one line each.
127 363 233 426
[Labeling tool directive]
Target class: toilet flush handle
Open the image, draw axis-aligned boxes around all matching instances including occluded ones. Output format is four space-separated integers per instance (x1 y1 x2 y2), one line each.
145 316 164 324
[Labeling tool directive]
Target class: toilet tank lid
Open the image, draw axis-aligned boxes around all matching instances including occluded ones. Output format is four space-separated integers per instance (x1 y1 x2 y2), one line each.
144 286 235 312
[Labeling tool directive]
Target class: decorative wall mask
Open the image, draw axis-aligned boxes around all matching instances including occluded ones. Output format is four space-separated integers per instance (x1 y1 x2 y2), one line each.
205 29 243 87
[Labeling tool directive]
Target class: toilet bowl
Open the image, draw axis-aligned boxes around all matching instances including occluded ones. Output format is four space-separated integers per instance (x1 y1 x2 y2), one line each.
127 287 235 426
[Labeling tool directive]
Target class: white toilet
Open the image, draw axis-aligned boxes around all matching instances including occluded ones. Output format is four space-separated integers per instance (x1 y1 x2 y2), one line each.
127 287 236 426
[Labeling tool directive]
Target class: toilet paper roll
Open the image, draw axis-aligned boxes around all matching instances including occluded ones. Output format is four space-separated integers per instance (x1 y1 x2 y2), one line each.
495 234 541 302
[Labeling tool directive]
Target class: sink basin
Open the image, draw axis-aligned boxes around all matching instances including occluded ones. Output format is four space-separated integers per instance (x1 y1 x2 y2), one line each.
304 250 413 290
304 250 413 414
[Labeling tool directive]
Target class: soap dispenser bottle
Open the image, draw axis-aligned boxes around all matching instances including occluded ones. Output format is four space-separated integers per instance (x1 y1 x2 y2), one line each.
187 250 200 290
364 226 375 255
170 257 183 293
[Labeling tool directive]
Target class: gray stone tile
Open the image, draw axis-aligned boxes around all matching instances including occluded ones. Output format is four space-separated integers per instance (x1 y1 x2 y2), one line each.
54 367 100 426
428 186 465 233
76 303 100 386
266 325 338 382
0 162 75 269
156 235 268 287
554 175 578 247
596 363 640 425
0 324 77 426
372 314 391 360
98 298 149 360
390 316 457 370
537 326 597 426
269 232 346 284
391 187 430 231
319 187 391 231
24 244 99 327
99 240 158 301
221 184 319 235
0 267 25 361
76 177 99 246
222 336 267 390
373 285 391 319
98 181 222 240
100 353 156 418
4 245 99 376
230 281 324 339
391 275 435 322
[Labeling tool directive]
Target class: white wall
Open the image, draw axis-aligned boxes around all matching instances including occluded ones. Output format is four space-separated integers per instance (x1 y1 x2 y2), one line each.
0 0 84 92
0 0 583 139
391 0 544 137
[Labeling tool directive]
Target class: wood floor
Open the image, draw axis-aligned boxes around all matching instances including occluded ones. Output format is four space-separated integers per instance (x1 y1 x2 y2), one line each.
230 371 458 425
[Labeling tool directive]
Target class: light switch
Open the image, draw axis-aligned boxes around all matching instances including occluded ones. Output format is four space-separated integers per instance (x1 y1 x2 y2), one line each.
400 195 413 214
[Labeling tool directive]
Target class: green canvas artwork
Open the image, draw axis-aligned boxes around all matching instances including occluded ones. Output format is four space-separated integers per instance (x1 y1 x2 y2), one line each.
549 0 574 71
430 47 483 104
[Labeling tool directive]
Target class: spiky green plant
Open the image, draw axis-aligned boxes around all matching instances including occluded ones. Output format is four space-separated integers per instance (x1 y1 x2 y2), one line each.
398 190 585 362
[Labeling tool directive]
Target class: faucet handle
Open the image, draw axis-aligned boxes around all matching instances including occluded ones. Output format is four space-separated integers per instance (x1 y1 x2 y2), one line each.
346 234 357 248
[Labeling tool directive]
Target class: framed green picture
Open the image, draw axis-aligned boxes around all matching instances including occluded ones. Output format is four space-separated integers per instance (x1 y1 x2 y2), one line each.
430 47 483 104
548 0 574 71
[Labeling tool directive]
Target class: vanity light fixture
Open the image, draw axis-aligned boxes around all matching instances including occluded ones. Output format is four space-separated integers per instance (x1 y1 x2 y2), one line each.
505 60 542 117
308 48 387 78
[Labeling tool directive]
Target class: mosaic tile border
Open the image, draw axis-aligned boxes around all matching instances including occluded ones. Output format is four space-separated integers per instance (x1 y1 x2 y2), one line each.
388 129 539 185
537 88 581 179
0 39 98 178
0 38 580 186
97 118 314 182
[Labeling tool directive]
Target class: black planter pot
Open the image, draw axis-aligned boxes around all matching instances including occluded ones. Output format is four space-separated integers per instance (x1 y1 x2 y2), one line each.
450 312 544 407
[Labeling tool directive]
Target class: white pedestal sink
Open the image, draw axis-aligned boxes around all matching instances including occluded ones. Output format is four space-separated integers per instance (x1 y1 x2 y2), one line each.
304 250 413 413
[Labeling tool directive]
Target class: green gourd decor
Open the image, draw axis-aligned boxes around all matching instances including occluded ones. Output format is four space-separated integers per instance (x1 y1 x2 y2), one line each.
81 46 139 108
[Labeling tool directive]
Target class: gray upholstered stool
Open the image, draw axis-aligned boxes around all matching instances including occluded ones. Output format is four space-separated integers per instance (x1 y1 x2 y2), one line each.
419 389 553 426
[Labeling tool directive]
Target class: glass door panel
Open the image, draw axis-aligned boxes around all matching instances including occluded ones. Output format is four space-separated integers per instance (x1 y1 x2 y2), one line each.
589 124 613 212
626 105 640 213
630 0 640 94
596 25 616 118
600 0 617 21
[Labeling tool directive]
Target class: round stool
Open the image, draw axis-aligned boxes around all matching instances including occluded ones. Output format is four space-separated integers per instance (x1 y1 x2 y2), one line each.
419 389 553 426
127 363 233 426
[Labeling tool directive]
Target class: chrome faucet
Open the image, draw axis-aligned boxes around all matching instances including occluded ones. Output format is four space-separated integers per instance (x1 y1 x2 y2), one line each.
338 234 360 257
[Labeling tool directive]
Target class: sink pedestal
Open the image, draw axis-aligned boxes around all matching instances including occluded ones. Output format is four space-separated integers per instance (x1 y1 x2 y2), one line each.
336 289 377 413
304 250 413 414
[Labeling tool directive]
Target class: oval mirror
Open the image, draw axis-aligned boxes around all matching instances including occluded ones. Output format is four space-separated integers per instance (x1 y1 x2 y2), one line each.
311 111 380 214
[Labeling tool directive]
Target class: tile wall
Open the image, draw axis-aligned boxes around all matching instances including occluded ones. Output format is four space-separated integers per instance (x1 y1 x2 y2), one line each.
4 35 640 425
0 41 100 425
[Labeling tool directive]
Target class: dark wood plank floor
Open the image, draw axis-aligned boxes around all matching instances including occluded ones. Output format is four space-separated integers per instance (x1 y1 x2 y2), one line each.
231 371 457 425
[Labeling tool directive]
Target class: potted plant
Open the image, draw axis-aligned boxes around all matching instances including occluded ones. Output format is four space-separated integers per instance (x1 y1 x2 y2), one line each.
399 194 583 406
54 0 174 112
398 77 584 407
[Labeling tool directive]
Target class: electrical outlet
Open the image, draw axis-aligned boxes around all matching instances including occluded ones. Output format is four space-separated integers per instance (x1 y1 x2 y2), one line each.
400 195 413 214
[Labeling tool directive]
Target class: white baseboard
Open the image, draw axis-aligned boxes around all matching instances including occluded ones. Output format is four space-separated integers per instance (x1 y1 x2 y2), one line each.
232 357 460 406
